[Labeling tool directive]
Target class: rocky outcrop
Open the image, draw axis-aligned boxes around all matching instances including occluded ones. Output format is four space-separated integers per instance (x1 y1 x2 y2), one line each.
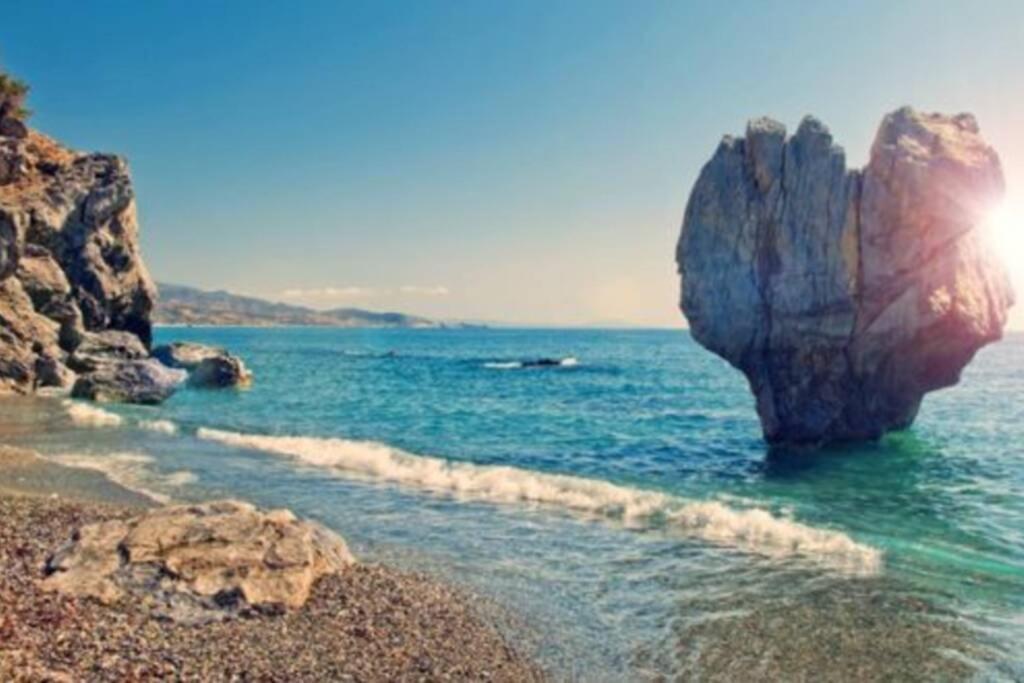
67 330 150 373
0 102 157 396
70 358 185 404
677 108 1013 445
153 341 253 388
42 500 355 623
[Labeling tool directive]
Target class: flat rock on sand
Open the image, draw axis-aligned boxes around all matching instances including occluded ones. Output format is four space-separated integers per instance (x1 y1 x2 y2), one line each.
0 494 543 682
41 500 354 621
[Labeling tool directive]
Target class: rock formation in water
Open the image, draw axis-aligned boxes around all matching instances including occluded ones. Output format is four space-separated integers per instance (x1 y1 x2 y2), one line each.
42 500 355 623
0 74 157 396
677 107 1014 445
153 342 253 388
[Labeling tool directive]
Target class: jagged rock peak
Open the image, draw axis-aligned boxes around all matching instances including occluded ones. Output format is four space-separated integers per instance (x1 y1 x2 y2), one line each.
677 107 1013 445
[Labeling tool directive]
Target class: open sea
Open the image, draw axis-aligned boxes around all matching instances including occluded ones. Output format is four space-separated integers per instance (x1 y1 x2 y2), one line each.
2 327 1022 680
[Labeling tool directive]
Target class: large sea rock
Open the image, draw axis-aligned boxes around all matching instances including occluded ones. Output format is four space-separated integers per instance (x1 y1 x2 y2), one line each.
0 127 157 395
676 108 1014 445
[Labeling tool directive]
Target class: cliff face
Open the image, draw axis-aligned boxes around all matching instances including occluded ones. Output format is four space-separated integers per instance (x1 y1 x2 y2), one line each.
677 108 1013 445
0 128 156 394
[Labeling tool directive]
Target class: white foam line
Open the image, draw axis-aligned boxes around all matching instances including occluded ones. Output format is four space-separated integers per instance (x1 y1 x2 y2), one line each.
63 400 123 428
49 451 196 505
196 427 882 575
139 419 179 435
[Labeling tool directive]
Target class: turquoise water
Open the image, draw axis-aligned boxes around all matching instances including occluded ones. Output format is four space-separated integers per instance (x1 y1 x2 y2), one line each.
2 327 1022 679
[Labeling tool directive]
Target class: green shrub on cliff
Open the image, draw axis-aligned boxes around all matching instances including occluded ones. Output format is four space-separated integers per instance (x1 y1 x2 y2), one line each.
0 71 31 121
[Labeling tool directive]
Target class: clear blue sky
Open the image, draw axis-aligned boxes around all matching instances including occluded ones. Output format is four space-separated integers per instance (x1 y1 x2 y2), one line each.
3 1 1022 326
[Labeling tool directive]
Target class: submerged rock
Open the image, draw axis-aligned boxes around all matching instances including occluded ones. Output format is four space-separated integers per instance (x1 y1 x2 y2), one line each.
153 341 253 388
42 500 355 623
188 355 252 388
677 108 1013 445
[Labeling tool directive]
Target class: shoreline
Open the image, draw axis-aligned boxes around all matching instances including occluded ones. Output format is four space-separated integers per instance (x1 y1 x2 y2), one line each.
0 445 544 682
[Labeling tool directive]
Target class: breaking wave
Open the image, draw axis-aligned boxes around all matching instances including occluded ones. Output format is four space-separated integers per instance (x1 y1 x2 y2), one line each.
64 402 180 436
139 419 179 435
64 401 123 428
196 427 881 575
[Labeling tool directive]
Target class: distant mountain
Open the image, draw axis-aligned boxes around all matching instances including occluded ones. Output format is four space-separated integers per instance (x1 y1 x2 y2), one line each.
154 283 439 328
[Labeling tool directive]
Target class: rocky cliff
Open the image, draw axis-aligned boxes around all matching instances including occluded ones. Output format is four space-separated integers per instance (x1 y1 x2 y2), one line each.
0 93 156 394
677 108 1014 445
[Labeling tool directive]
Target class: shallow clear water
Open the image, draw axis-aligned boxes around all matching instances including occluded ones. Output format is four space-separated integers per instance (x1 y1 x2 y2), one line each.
2 327 1022 680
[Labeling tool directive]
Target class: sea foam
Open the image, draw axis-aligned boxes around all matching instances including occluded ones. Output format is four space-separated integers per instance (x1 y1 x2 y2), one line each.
139 419 179 435
51 451 195 505
196 427 882 574
64 401 123 428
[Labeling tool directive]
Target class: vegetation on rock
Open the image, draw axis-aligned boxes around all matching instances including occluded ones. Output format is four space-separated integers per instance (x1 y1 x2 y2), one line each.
0 71 31 122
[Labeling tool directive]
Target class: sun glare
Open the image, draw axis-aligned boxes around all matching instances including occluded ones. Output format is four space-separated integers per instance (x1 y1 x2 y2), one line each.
985 201 1024 281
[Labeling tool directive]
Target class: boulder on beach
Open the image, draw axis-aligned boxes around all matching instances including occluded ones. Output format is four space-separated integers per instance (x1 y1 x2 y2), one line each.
153 341 253 388
42 500 355 623
676 108 1014 445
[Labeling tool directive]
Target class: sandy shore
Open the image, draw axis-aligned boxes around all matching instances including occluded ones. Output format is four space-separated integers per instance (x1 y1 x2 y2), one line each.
0 447 544 682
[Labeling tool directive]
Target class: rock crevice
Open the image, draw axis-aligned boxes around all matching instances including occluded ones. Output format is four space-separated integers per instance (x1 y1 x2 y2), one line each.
677 107 1013 444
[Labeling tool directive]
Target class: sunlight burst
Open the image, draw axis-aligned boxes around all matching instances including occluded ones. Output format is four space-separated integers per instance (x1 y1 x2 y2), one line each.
984 201 1024 281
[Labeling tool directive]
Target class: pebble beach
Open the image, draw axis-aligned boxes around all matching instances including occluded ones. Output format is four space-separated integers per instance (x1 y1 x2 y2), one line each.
0 447 543 682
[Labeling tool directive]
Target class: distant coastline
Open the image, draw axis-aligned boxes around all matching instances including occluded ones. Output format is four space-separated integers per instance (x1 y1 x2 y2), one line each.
155 282 450 329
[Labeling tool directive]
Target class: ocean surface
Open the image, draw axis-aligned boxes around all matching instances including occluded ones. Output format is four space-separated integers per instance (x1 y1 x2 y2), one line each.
2 327 1022 680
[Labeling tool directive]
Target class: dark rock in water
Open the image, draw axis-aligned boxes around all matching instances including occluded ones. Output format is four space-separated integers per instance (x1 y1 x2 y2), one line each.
524 358 562 368
151 341 223 369
511 357 577 369
677 108 1014 445
154 342 252 388
70 358 185 404
188 355 252 388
